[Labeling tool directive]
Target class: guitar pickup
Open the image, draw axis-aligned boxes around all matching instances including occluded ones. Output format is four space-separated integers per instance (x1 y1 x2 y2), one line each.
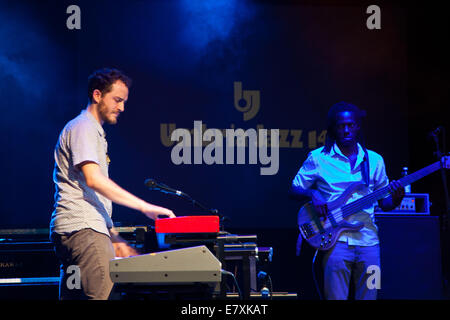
300 223 315 238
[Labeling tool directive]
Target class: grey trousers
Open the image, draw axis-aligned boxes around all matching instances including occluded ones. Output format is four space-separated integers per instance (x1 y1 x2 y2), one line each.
322 242 380 300
51 228 115 300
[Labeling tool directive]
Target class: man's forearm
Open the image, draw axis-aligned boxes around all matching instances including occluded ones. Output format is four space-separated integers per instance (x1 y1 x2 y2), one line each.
87 171 148 213
81 162 174 220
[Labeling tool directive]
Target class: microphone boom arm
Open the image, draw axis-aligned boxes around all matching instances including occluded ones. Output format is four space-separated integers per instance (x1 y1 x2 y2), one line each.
145 179 219 216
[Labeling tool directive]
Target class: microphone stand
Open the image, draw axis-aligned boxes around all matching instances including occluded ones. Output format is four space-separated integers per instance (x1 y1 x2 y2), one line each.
431 128 450 231
177 191 219 216
431 127 450 296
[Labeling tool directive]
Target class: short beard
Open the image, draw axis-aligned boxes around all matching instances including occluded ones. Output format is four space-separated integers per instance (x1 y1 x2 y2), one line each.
98 100 117 125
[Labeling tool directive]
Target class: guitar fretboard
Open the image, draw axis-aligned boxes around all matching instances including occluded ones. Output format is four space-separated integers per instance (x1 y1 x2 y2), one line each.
341 160 443 218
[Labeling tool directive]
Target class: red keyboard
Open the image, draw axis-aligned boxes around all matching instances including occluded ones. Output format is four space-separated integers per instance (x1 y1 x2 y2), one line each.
155 215 220 234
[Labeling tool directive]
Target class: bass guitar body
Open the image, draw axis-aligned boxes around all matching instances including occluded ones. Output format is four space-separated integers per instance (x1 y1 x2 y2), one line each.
297 182 367 251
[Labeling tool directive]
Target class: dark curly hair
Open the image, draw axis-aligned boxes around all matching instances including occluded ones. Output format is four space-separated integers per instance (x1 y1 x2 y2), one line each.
87 68 132 103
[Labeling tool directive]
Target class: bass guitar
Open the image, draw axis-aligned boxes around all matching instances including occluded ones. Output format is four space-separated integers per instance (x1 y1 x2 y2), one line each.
297 156 449 251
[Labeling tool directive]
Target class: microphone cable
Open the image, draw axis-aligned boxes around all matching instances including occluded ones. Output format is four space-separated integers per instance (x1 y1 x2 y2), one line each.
221 269 242 300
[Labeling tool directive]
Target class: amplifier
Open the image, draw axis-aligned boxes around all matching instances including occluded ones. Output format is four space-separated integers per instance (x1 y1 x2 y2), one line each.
376 215 443 299
374 193 430 215
0 229 59 278
0 229 60 299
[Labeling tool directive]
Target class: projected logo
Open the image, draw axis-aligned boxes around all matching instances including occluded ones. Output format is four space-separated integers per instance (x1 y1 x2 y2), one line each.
234 82 260 121
160 82 328 175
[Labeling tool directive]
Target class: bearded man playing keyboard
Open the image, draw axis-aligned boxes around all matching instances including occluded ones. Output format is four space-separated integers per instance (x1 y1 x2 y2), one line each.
50 68 176 300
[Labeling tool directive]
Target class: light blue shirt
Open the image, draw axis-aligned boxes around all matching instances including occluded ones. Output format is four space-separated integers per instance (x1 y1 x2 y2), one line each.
50 110 113 237
292 143 389 246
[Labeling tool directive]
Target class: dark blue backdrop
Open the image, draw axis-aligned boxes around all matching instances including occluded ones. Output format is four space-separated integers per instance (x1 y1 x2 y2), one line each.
0 0 423 230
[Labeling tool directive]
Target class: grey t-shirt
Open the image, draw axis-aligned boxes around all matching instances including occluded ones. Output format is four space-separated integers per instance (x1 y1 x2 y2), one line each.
50 109 113 237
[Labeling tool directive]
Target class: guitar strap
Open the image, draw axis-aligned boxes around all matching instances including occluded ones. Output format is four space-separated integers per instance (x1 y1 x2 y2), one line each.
362 147 370 186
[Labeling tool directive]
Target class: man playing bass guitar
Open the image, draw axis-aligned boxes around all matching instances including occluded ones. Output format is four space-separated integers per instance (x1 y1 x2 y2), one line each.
291 102 405 300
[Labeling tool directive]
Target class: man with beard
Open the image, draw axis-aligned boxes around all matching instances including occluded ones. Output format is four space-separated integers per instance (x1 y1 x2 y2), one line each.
291 102 405 300
50 68 176 300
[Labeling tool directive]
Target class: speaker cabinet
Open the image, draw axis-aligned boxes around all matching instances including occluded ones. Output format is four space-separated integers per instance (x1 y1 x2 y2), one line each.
375 215 443 299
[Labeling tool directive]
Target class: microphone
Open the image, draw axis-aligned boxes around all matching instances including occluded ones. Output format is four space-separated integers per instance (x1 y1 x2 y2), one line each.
144 178 158 189
144 178 186 197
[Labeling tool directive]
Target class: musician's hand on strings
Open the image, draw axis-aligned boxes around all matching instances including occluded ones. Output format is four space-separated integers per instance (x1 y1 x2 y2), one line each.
311 191 328 221
388 180 405 204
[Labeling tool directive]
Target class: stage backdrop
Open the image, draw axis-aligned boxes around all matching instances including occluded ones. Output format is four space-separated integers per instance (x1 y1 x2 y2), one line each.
1 0 410 229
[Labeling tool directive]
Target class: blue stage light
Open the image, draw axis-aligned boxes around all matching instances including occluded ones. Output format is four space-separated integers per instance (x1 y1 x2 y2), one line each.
179 0 240 51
